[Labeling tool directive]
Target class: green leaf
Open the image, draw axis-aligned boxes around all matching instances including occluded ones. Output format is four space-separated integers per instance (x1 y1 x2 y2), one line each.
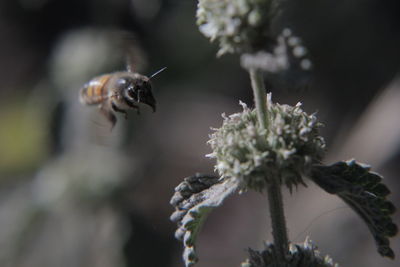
170 174 240 267
310 159 398 259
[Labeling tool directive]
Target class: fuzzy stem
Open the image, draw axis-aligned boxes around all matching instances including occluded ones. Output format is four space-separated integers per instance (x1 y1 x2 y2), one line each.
249 69 269 129
249 68 289 261
267 179 289 260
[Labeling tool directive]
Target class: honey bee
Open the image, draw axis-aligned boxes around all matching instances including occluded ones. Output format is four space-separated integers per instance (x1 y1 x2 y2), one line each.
79 66 166 128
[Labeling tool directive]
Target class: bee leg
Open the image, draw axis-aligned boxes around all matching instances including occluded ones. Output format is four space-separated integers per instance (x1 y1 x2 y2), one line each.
111 102 128 120
100 105 117 130
126 101 140 115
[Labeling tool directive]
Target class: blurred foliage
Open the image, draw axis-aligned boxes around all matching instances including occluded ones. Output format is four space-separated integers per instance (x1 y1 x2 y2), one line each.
0 95 48 176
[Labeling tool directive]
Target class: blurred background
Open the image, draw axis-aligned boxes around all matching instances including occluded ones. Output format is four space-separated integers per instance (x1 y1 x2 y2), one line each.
0 0 399 266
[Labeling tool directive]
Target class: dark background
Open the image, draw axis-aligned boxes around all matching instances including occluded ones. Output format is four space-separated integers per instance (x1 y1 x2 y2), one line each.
0 0 399 266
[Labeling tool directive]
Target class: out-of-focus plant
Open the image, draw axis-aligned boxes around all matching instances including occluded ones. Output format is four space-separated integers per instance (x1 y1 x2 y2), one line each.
0 28 139 267
170 1 398 266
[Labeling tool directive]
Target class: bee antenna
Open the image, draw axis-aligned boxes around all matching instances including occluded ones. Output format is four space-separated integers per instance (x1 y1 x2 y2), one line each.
149 67 167 79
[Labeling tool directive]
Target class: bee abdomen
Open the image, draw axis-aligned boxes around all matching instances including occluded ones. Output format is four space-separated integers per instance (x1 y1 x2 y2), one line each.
79 74 112 105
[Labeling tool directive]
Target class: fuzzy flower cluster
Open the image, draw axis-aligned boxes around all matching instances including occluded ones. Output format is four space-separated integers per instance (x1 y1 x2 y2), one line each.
241 238 338 267
241 28 313 73
196 0 274 56
207 95 325 191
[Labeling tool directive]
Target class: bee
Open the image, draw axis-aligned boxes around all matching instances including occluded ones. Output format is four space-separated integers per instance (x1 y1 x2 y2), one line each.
79 66 166 128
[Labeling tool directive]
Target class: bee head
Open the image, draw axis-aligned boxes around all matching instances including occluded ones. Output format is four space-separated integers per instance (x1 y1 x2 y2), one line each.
119 77 157 112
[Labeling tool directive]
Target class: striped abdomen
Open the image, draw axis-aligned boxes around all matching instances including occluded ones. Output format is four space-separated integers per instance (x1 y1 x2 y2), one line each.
79 74 112 105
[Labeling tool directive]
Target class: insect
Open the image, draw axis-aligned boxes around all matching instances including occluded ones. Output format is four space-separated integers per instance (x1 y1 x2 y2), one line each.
79 66 166 128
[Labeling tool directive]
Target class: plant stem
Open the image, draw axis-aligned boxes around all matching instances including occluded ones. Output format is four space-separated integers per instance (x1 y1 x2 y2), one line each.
249 69 268 129
249 68 289 261
267 179 289 260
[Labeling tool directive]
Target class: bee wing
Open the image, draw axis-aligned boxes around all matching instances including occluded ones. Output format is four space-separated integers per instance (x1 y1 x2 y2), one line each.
118 31 147 73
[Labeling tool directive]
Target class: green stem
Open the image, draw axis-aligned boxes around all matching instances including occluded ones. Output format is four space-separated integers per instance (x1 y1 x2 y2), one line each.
267 180 289 260
249 69 268 129
249 68 289 261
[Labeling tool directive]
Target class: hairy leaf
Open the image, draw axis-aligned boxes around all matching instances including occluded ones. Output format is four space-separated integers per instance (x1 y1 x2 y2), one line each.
170 174 240 267
311 159 398 259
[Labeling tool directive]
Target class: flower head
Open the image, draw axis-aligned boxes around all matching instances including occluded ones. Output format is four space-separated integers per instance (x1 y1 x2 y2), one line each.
196 0 276 56
241 238 339 267
207 94 325 191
